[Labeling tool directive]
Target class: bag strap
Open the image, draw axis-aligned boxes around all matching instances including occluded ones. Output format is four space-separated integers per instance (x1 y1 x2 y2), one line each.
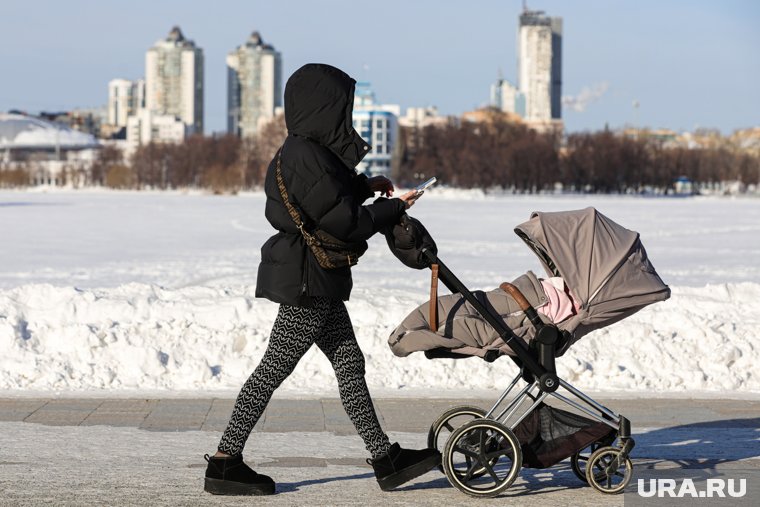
275 148 317 244
275 148 303 228
429 263 439 332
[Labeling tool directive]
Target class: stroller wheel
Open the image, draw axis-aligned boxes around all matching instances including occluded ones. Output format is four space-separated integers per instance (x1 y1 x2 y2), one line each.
571 444 599 483
570 433 618 483
443 418 522 498
586 446 633 494
428 405 487 473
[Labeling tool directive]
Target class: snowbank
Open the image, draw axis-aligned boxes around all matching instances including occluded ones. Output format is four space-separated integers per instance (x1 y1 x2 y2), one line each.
2 282 758 394
2 191 758 396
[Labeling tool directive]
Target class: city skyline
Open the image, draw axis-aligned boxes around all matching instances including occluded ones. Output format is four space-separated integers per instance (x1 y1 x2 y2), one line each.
1 0 757 135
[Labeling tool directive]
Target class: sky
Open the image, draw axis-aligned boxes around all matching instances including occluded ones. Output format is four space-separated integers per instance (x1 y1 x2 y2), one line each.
1 0 758 135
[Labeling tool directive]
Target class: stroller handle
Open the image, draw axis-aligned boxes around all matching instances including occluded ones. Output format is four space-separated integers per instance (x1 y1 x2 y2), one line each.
499 282 533 311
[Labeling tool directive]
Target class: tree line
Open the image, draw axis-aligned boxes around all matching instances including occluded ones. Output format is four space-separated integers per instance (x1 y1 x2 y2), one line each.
2 113 758 193
395 117 760 193
88 115 287 193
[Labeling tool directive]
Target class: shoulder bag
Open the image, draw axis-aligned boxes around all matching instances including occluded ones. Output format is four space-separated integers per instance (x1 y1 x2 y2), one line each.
275 149 368 269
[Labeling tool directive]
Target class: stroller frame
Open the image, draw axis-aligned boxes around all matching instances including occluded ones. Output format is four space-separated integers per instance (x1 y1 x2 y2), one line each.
422 249 635 496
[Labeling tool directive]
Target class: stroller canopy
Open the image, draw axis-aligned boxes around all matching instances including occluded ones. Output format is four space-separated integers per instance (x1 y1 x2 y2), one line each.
514 207 670 341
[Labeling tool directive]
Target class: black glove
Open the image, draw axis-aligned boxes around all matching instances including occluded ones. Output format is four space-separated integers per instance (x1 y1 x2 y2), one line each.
382 213 437 269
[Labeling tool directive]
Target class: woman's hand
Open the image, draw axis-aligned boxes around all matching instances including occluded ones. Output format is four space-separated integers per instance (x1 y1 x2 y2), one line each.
398 190 421 209
367 175 394 197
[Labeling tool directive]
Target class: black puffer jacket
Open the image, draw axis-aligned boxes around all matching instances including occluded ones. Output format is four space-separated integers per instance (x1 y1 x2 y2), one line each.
255 63 406 307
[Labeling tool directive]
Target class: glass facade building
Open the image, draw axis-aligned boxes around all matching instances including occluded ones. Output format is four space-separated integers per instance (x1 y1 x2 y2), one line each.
227 32 282 138
351 82 399 176
518 10 562 121
145 26 204 134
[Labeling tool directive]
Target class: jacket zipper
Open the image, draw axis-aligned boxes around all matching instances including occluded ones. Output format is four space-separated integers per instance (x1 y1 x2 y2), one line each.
301 247 309 296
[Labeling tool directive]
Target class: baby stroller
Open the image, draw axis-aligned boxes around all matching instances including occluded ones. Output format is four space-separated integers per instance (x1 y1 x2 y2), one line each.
385 207 670 497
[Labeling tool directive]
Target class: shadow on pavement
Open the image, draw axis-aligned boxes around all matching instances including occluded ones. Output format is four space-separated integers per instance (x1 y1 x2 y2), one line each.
395 417 760 498
635 417 760 465
237 418 760 497
393 465 588 498
276 471 376 493
393 474 450 491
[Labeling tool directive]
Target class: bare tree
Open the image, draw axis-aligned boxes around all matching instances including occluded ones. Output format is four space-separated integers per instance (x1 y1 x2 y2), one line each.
250 114 287 185
0 162 31 188
90 145 124 186
122 119 759 193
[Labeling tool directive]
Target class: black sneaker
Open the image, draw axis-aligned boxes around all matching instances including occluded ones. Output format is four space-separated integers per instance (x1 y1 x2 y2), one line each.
368 443 441 491
203 454 275 496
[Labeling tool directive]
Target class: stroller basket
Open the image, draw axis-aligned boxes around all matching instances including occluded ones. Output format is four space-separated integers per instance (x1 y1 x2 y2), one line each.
513 403 616 469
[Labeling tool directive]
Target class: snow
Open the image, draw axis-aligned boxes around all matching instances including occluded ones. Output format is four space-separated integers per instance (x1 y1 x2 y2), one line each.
1 189 759 395
0 113 99 149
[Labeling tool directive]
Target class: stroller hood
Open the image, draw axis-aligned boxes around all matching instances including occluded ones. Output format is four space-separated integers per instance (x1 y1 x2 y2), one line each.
514 207 670 344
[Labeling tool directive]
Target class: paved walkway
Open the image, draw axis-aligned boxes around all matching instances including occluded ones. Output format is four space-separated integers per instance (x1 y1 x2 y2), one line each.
1 396 759 506
3 396 758 433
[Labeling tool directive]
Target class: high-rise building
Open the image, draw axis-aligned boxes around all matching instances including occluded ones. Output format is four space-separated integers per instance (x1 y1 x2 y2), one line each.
398 106 450 154
398 106 448 130
226 31 282 137
145 26 204 134
125 109 187 153
490 74 525 116
108 79 145 127
352 83 399 176
518 9 562 122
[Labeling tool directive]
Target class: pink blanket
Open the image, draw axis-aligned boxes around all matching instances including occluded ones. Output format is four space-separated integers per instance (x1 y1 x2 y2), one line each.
538 278 580 324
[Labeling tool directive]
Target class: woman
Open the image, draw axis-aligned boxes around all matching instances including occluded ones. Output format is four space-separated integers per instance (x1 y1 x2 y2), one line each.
204 63 440 496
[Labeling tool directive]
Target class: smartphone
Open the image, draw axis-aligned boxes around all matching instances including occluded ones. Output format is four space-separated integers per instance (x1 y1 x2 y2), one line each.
414 177 437 193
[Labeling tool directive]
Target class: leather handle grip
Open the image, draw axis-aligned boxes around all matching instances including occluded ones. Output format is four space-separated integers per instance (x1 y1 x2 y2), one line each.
499 282 533 313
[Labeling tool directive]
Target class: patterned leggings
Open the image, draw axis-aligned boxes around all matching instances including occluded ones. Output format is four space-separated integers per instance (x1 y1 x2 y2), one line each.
218 297 392 458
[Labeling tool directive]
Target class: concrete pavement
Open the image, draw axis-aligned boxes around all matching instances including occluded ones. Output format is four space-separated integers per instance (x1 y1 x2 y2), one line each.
1 396 759 506
4 396 758 433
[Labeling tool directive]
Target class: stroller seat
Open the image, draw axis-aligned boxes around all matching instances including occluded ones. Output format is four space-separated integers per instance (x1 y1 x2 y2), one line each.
390 270 576 362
